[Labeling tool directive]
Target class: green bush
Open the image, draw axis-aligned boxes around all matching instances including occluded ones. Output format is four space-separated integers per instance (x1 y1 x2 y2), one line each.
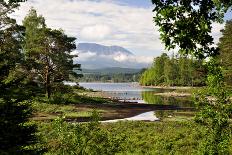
37 118 215 155
42 116 128 155
48 92 73 104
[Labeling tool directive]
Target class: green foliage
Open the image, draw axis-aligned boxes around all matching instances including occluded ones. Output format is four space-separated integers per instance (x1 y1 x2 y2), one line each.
40 115 128 155
152 0 232 154
140 54 207 86
152 0 231 58
23 8 81 98
37 120 212 155
194 59 232 154
80 67 142 82
48 92 73 105
0 100 37 155
0 1 37 154
81 73 141 83
217 20 232 86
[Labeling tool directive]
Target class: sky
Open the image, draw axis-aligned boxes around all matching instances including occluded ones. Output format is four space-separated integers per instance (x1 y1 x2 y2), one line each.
13 0 231 59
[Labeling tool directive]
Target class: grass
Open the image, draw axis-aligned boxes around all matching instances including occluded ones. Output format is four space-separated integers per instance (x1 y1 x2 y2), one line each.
32 101 105 121
155 110 196 122
172 87 203 94
34 119 211 155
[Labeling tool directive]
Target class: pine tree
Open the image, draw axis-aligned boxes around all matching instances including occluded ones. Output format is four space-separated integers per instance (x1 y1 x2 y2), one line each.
0 1 37 154
218 20 232 86
23 9 81 98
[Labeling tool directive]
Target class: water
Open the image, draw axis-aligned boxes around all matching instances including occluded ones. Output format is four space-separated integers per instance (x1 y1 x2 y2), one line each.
101 111 159 123
76 82 195 122
79 82 194 107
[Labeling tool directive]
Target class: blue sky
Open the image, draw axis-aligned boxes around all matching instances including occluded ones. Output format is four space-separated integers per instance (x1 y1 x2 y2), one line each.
115 0 152 8
13 0 230 64
225 10 232 20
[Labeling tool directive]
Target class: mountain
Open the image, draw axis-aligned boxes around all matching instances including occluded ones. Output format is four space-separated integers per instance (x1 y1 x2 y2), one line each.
77 43 133 56
75 43 151 69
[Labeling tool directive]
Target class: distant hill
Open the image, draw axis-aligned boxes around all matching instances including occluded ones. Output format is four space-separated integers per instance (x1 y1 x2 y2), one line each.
77 43 133 56
75 43 151 69
78 67 142 82
82 67 142 75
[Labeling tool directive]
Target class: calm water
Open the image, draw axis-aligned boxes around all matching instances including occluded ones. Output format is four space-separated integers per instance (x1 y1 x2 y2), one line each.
79 82 193 107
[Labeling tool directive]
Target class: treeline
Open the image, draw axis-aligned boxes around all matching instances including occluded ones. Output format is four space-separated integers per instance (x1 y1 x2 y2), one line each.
140 53 207 86
80 73 141 83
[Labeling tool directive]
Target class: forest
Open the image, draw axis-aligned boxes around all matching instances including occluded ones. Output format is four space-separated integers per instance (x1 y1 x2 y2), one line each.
80 73 141 82
1 0 232 155
140 54 207 86
140 26 232 87
79 68 142 83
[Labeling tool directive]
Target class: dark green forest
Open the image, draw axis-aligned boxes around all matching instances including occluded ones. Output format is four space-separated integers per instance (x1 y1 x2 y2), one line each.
80 73 140 82
79 67 142 82
140 53 207 86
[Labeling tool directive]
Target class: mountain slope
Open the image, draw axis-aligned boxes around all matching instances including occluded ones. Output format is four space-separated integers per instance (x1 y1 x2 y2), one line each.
75 43 151 69
77 43 133 56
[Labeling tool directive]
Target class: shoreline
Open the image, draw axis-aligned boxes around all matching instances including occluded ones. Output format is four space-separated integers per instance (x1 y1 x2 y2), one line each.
65 103 194 122
142 85 200 90
154 92 192 97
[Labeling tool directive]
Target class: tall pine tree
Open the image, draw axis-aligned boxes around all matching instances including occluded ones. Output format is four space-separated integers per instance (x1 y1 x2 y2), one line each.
0 1 37 154
23 9 81 98
218 20 232 86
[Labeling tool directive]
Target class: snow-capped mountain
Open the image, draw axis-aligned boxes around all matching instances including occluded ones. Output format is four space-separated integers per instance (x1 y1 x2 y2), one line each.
74 43 152 69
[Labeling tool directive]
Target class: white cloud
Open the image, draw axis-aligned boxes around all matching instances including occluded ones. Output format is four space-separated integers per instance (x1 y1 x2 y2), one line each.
113 54 153 64
80 24 111 40
134 56 153 64
76 51 96 61
13 0 160 57
74 49 153 68
211 22 225 43
113 54 128 62
12 0 224 58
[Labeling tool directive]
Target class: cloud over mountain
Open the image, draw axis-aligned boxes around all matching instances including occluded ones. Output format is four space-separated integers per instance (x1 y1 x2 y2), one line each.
73 43 153 69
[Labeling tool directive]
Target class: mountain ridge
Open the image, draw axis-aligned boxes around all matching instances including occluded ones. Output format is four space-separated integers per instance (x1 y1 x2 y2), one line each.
75 42 151 69
77 43 133 56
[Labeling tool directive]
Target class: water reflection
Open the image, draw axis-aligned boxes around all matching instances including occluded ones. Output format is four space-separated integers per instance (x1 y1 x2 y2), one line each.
142 91 194 107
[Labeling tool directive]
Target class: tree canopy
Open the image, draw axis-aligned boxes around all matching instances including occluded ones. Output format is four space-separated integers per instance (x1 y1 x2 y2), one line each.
23 8 81 98
0 1 37 154
152 0 232 154
140 53 206 86
218 20 232 86
152 0 232 58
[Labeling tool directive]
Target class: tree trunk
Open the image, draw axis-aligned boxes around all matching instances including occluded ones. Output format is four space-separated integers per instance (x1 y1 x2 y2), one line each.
45 65 51 98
